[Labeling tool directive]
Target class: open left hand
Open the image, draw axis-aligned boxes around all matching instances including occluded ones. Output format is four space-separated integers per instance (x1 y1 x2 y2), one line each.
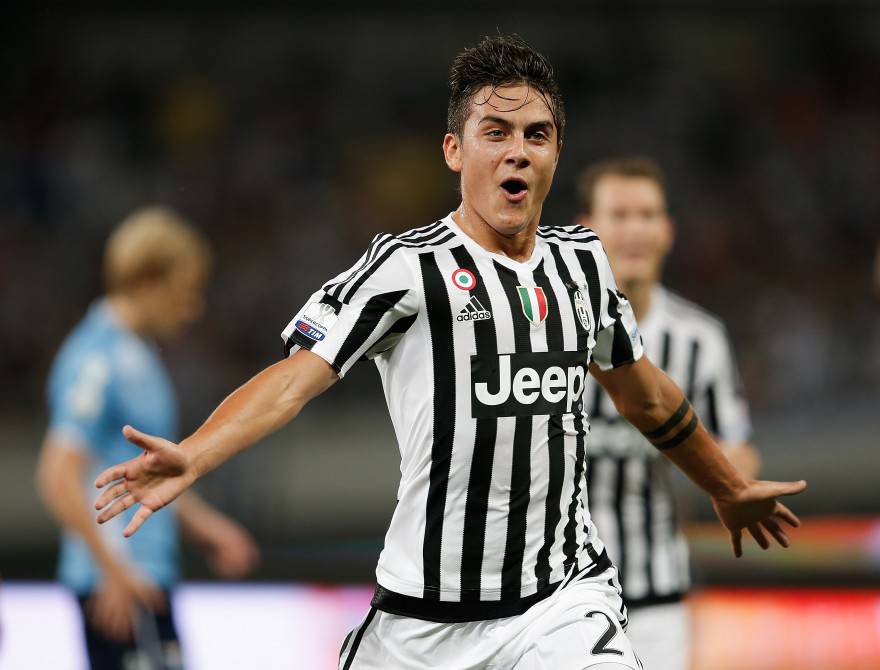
95 425 197 537
711 479 807 557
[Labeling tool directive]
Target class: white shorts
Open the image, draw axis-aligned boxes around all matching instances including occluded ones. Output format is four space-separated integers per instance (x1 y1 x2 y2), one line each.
338 566 643 670
625 601 690 670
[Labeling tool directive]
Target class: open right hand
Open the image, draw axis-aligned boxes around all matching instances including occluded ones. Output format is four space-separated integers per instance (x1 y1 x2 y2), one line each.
87 565 166 642
95 425 196 537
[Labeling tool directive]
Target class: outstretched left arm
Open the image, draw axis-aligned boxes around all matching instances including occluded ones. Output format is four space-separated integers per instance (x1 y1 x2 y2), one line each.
590 356 806 557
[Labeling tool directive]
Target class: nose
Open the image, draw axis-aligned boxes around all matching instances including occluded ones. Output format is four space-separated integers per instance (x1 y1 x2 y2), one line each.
505 134 530 168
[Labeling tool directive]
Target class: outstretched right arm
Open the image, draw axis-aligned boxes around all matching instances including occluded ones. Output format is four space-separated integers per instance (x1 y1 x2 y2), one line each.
95 349 337 536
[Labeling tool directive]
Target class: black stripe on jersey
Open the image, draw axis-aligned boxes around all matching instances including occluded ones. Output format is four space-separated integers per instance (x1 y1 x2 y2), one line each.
372 551 612 623
685 339 700 400
340 227 456 304
320 293 343 314
573 249 602 342
642 459 656 600
537 230 599 245
605 289 639 367
538 225 599 239
363 312 418 359
588 383 604 421
705 383 720 435
613 457 627 591
548 244 593 568
331 289 409 372
419 252 457 600
494 261 534 599
450 245 499 601
533 260 566 590
340 607 377 670
659 330 671 370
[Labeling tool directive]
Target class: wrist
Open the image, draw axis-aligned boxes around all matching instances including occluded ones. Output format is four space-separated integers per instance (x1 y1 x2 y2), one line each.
709 475 749 504
179 438 207 482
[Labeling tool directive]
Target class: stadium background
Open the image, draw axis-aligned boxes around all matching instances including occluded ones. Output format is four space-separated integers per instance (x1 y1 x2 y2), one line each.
1 4 878 669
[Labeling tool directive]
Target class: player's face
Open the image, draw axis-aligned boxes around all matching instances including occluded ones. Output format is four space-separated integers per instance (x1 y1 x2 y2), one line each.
144 263 208 339
443 84 561 236
586 175 673 286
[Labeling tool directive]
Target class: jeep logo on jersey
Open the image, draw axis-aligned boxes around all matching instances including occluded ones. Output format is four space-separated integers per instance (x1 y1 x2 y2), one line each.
573 290 591 332
451 268 477 291
517 286 548 326
471 351 588 418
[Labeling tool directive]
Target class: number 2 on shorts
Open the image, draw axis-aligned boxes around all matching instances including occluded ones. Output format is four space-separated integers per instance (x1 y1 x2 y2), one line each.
585 610 624 657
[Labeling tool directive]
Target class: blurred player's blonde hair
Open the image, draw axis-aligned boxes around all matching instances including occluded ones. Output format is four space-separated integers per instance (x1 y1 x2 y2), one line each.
104 206 212 293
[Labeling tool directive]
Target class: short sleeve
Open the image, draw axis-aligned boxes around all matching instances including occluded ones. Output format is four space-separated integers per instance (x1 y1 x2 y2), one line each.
590 244 644 371
703 327 753 444
281 237 419 378
47 350 114 453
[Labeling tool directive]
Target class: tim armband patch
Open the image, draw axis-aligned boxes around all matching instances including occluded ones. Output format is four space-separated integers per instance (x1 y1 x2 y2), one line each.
294 302 339 342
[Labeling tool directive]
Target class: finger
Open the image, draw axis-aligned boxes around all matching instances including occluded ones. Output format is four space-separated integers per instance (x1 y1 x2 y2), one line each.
122 425 161 452
97 493 136 524
95 482 129 511
759 479 807 499
761 518 790 548
747 524 770 550
123 505 154 538
731 529 743 558
95 465 128 489
774 502 801 528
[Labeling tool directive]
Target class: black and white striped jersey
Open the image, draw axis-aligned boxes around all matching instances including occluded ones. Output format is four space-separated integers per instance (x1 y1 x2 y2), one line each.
281 214 643 623
583 286 752 607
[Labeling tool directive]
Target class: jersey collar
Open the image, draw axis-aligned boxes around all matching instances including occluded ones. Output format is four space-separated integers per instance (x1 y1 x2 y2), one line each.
442 212 548 272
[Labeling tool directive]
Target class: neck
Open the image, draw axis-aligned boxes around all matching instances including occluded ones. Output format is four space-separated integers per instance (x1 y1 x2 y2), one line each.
106 293 149 337
452 202 540 262
620 280 655 322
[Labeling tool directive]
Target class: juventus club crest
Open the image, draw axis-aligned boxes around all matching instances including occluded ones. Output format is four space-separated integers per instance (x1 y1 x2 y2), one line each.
573 290 591 332
516 286 548 326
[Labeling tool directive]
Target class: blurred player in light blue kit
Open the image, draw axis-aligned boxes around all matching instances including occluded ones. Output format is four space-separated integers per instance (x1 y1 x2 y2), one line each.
36 207 259 670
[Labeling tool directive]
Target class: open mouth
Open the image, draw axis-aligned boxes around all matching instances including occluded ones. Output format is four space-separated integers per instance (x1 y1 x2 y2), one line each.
500 178 528 198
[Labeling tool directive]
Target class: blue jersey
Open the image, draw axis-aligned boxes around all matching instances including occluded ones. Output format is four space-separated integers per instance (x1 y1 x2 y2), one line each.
47 299 180 594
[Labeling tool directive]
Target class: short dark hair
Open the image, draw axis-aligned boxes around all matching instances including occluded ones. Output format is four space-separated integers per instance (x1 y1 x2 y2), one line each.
576 156 666 215
448 34 565 144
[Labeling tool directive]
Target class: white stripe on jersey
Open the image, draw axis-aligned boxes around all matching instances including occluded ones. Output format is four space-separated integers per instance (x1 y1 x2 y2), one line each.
282 213 644 622
584 285 751 605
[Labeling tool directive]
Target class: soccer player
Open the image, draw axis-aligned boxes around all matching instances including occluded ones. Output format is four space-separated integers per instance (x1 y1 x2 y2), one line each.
575 157 760 670
92 37 805 670
36 207 259 670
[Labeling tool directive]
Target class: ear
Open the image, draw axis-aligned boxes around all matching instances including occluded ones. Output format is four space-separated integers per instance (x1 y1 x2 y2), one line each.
662 215 676 253
443 133 462 173
554 140 563 167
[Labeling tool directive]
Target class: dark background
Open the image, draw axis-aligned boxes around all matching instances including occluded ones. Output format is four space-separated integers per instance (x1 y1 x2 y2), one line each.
1 4 878 584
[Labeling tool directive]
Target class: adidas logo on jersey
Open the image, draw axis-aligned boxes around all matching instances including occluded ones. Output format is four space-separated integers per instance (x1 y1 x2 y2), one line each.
457 296 492 322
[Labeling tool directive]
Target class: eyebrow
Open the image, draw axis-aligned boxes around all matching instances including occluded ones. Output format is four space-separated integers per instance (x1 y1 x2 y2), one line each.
478 116 556 133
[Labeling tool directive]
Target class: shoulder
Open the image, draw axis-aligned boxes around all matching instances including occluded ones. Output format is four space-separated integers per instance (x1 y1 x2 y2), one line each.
537 224 601 247
375 220 458 254
662 288 730 343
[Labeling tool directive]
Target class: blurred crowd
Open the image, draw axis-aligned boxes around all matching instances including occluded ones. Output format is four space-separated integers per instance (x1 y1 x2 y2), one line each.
2 8 879 427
